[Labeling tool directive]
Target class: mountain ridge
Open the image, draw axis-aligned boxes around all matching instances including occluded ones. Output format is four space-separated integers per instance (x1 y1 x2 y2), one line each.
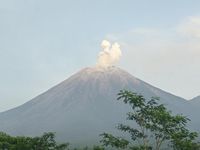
0 66 198 144
191 95 200 101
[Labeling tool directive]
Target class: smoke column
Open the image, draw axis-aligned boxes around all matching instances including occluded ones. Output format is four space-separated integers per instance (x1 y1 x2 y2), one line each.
97 40 122 67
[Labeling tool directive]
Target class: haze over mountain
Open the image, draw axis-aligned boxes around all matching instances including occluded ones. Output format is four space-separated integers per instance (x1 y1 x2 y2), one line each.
0 40 199 145
0 65 199 145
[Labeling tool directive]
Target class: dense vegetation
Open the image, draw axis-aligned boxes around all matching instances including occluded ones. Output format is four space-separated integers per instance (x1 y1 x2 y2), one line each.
0 132 69 150
0 132 105 150
0 90 199 150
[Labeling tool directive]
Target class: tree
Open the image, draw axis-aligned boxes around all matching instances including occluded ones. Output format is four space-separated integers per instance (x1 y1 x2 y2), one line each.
100 90 200 150
92 145 105 150
0 132 69 150
100 133 129 149
31 132 69 150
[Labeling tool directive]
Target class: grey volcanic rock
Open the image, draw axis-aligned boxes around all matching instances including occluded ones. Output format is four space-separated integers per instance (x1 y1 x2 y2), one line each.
0 66 197 144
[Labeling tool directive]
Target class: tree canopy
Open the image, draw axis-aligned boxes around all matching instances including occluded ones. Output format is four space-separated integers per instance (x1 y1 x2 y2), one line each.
100 90 200 150
0 132 69 150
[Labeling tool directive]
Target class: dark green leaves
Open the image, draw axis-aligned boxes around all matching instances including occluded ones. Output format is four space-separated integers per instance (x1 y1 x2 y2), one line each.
100 133 129 149
0 132 69 150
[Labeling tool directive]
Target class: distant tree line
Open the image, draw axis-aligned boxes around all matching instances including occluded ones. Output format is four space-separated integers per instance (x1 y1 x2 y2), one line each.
0 132 68 150
0 90 200 150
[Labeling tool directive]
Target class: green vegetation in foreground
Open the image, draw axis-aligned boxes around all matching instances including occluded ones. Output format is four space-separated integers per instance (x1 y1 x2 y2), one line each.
0 132 69 150
100 90 200 150
0 132 104 150
0 90 200 150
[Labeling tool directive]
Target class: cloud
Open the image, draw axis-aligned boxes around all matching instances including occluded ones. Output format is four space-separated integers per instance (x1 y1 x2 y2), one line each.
104 16 200 99
97 40 122 68
178 16 200 38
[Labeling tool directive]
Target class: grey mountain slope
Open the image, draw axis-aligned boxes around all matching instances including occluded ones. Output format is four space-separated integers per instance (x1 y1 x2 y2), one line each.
188 96 200 130
191 95 200 103
0 66 198 144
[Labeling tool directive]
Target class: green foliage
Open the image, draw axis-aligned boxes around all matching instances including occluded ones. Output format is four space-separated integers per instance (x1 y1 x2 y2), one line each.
0 132 69 150
171 129 200 150
92 145 105 150
100 90 200 150
100 133 129 149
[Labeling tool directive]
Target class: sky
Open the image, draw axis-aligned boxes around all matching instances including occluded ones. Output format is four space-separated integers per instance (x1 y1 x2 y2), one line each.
0 0 200 112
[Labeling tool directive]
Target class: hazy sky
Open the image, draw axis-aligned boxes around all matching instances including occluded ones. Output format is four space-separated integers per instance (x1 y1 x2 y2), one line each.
0 0 200 112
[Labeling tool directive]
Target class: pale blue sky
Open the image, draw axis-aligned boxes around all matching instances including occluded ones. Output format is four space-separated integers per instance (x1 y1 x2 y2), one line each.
1 0 200 112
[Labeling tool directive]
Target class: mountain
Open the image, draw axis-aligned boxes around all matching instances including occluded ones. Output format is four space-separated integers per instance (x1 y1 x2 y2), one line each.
188 96 200 130
0 66 198 145
191 95 200 104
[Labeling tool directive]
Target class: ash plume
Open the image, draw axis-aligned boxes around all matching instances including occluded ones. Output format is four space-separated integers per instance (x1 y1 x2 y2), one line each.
97 40 122 67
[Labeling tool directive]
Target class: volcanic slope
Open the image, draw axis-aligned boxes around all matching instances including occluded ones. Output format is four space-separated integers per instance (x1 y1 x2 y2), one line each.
0 66 194 144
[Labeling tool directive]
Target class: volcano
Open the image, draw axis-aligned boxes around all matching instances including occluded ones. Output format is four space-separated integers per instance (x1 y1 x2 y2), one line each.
0 66 198 144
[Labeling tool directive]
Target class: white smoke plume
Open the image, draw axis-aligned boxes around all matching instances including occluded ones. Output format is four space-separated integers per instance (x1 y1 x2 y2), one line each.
97 40 122 67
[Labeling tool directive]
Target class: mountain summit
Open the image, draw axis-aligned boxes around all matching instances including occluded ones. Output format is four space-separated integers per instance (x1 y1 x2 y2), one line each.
0 66 198 144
